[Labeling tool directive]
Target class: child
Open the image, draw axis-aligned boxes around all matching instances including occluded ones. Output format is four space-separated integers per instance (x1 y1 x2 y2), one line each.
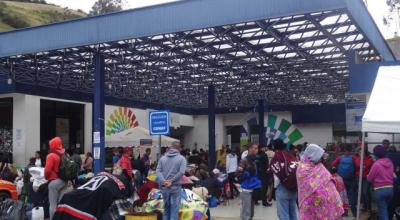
331 167 350 216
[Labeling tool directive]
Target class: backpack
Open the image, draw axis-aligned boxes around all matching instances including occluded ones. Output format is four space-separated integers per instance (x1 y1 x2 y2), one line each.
57 153 79 181
337 155 355 180
280 152 298 191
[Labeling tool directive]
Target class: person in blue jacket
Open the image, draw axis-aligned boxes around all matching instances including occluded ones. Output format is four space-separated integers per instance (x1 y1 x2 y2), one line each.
238 144 261 220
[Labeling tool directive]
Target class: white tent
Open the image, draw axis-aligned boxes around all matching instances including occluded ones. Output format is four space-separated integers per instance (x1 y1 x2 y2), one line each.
105 127 179 147
362 65 400 133
356 65 400 220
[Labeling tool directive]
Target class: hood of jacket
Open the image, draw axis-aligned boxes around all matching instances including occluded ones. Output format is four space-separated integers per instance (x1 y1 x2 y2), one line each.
227 153 236 159
166 148 180 157
377 158 393 168
49 137 65 154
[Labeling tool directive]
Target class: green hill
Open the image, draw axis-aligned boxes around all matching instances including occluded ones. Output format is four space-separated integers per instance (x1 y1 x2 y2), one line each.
0 0 86 32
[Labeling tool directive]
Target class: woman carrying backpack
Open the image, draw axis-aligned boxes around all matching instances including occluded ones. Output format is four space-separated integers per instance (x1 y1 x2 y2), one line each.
44 137 67 220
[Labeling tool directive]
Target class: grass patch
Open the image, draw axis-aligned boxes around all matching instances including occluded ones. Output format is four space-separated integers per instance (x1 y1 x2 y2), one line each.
0 0 85 32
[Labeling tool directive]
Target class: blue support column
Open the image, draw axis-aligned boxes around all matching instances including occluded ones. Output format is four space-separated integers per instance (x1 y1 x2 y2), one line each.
93 53 105 174
258 99 266 146
208 85 216 171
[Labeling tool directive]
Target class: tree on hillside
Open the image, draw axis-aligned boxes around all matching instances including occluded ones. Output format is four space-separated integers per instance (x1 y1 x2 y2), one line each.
89 0 124 16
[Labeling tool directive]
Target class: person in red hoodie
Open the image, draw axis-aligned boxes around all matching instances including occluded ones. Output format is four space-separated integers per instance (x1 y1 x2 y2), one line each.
354 146 374 213
45 137 67 220
367 145 394 220
137 175 159 206
119 146 133 179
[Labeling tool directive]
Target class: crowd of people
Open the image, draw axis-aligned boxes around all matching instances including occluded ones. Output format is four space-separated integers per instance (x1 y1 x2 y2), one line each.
1 136 400 220
232 139 399 220
174 139 400 220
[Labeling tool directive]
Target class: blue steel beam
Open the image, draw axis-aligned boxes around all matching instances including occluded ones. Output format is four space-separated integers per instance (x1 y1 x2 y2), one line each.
0 0 349 57
93 53 105 173
258 99 266 146
208 85 216 171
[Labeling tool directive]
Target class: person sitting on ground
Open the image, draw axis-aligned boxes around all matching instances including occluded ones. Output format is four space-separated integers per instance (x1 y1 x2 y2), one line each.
82 152 93 173
34 151 43 167
195 163 209 181
21 157 36 201
201 169 223 199
137 175 159 206
367 145 394 220
54 171 133 219
70 149 82 172
296 144 344 220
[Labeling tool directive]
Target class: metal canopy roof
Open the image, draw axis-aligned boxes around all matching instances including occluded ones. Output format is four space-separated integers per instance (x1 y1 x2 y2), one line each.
0 0 394 109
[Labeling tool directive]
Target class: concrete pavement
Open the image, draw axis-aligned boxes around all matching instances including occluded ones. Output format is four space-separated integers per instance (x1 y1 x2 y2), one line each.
210 198 374 220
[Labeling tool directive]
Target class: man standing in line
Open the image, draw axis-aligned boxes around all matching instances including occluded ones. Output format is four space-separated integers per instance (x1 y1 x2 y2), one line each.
156 141 187 220
44 137 67 219
270 139 298 220
142 148 152 177
238 144 261 220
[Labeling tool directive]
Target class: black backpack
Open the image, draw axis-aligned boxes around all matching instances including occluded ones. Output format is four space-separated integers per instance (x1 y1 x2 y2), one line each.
57 153 79 181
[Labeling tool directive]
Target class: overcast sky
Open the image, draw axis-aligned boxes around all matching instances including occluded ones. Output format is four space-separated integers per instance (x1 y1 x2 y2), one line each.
46 0 397 39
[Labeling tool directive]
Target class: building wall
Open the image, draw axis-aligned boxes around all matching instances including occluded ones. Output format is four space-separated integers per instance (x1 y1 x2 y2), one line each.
220 111 331 146
13 94 41 168
10 93 400 167
294 123 333 147
183 115 225 150
7 95 194 166
183 111 332 151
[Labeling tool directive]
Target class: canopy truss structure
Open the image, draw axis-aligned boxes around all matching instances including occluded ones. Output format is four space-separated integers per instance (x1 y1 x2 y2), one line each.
0 0 394 109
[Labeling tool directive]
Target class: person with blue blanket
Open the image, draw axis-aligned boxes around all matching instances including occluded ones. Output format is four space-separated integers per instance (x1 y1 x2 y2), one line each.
238 144 261 220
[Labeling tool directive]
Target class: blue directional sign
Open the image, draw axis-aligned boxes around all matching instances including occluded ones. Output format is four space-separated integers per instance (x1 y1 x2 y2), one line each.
149 111 170 135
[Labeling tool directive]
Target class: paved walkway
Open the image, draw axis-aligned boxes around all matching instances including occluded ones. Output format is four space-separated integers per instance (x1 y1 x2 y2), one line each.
210 199 278 220
210 198 372 220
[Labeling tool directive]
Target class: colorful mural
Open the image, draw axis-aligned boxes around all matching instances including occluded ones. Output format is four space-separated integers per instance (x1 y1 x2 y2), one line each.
240 114 304 146
105 107 139 136
266 114 303 146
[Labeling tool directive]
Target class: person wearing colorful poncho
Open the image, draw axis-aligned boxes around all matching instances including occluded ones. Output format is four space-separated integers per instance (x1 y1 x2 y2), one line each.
296 144 344 220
